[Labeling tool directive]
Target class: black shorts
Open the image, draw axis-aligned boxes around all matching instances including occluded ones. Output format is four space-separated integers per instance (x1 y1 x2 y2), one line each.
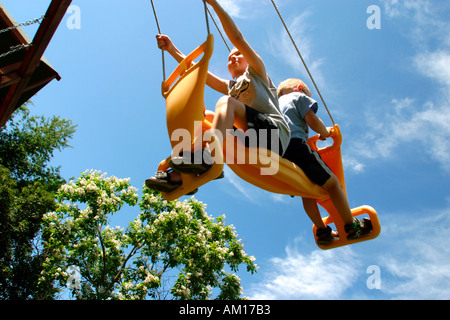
231 105 283 154
283 138 333 186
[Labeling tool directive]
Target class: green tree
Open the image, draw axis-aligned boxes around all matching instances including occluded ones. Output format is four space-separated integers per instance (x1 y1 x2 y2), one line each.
0 105 76 299
39 170 258 300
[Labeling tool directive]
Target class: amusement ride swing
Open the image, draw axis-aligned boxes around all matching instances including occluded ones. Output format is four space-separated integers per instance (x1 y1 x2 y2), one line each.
146 0 380 249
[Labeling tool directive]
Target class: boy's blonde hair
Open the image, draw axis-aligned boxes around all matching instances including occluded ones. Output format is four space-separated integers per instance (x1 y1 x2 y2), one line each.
277 78 312 98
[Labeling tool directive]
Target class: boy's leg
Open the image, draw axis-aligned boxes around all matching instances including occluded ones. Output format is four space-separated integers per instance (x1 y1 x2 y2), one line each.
284 140 363 240
303 197 338 244
212 96 248 142
321 174 365 239
169 96 246 174
302 197 326 229
322 174 354 225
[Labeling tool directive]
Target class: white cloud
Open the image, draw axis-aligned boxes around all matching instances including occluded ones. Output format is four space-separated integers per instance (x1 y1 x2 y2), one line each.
415 51 450 88
381 0 450 47
247 206 450 300
352 48 450 171
249 244 361 300
217 0 267 19
342 156 365 174
267 10 325 88
348 1 450 173
222 166 259 204
350 96 450 172
382 0 430 19
217 0 242 18
381 0 438 32
378 208 450 299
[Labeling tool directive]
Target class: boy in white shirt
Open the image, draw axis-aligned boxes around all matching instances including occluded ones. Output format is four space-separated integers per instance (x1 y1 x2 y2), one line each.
147 0 290 192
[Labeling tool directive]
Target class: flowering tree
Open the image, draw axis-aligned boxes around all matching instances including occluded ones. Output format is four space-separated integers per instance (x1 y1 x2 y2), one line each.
0 105 76 299
38 170 257 300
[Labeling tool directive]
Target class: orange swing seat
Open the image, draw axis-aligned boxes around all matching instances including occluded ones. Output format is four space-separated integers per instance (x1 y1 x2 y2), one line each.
201 118 381 249
150 34 380 249
306 126 381 249
152 34 223 200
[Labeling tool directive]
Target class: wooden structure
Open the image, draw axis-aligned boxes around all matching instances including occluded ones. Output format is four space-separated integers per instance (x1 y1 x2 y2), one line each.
0 0 72 127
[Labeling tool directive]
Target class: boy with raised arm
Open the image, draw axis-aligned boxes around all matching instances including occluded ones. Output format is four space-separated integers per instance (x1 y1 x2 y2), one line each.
147 0 290 192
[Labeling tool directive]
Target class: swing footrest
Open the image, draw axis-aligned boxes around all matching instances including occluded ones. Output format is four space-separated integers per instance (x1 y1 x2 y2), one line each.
160 162 223 201
313 205 381 250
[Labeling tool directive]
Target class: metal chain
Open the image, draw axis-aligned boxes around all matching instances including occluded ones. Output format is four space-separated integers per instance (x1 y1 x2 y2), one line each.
0 43 33 59
0 15 43 59
0 15 45 35
150 0 166 81
270 0 335 125
150 0 212 80
206 6 231 52
203 0 210 35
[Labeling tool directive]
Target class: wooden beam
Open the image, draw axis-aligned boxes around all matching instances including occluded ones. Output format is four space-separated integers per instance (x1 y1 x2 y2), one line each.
0 62 22 75
0 62 21 89
0 61 60 90
0 72 20 89
0 0 72 127
23 74 59 93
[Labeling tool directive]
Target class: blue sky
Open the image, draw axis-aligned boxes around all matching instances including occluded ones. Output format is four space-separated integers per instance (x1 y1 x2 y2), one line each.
2 0 450 300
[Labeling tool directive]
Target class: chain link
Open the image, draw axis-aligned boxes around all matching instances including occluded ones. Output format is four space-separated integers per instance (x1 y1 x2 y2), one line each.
270 0 335 125
0 43 33 59
0 15 43 59
0 15 45 35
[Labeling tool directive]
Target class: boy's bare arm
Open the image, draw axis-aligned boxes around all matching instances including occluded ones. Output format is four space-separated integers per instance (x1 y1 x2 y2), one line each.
206 73 229 95
205 0 268 85
156 34 228 94
304 109 332 140
156 34 186 63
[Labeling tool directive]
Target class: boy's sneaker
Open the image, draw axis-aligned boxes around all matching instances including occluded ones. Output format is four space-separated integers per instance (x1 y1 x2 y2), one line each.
316 225 338 245
361 218 373 235
170 149 212 175
344 218 364 240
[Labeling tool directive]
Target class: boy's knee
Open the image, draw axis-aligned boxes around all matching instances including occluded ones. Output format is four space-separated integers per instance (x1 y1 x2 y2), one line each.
215 96 238 111
216 95 231 107
322 174 340 191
